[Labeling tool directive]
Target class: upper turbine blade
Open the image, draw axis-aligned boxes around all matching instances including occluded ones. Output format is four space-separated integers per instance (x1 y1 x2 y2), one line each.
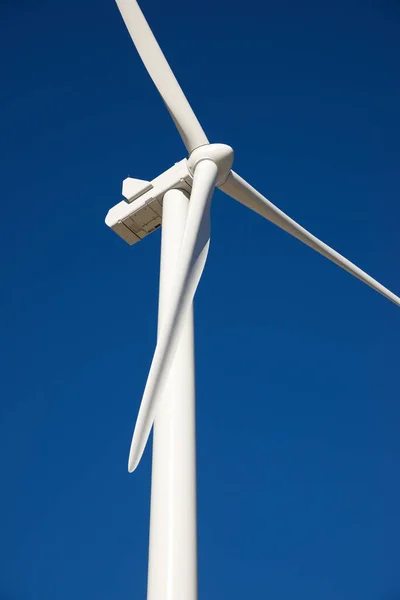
220 170 400 307
128 160 219 472
115 0 209 153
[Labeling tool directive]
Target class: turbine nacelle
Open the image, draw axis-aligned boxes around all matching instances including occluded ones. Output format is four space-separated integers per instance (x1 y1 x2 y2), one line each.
106 144 233 246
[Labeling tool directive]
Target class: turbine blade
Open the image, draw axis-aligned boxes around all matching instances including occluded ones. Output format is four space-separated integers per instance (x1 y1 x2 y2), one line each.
220 170 400 307
128 160 219 472
115 0 209 153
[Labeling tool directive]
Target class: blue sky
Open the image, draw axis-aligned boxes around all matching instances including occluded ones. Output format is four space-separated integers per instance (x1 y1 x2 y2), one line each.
1 0 399 598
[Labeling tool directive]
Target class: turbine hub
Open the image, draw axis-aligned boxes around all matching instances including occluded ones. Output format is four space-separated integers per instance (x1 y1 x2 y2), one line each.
187 143 234 187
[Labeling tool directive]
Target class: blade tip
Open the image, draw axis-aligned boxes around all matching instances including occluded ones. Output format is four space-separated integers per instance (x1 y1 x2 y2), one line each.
128 458 136 473
128 448 140 473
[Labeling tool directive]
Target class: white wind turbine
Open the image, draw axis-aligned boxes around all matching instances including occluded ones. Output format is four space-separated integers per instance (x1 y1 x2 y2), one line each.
105 1 400 598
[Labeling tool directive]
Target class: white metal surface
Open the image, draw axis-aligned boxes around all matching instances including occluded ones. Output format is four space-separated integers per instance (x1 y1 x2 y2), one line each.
187 143 234 186
147 188 197 600
115 0 208 153
128 159 218 472
221 170 400 307
105 159 192 245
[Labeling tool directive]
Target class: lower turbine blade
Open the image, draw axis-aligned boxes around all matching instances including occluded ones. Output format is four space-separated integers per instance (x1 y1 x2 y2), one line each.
128 160 219 472
115 0 209 153
221 170 400 307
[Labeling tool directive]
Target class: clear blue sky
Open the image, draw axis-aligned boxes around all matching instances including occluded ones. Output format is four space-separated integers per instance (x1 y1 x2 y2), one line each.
1 0 399 598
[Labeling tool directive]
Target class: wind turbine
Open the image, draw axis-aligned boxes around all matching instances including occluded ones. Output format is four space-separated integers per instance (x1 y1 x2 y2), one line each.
105 1 400 598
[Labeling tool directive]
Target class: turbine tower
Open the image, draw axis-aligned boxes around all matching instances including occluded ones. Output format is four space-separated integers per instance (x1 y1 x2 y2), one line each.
105 1 400 598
